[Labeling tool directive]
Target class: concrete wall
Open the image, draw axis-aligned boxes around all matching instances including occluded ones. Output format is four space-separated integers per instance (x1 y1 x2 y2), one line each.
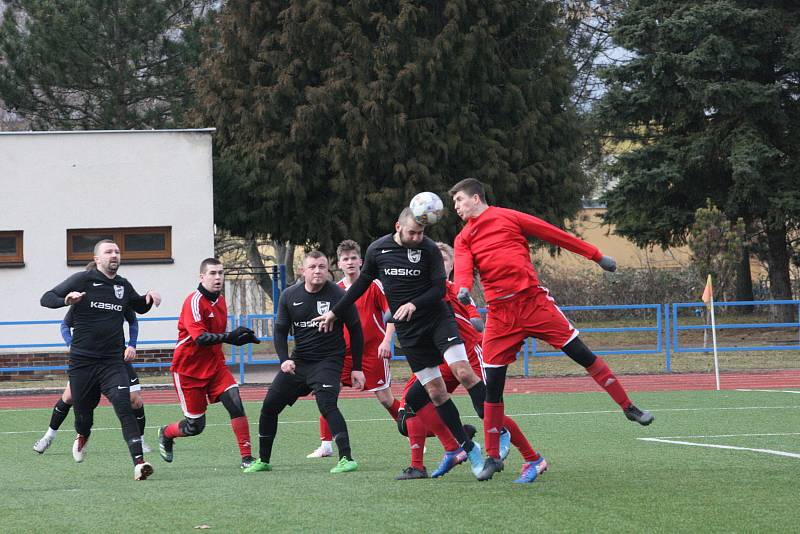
0 129 215 351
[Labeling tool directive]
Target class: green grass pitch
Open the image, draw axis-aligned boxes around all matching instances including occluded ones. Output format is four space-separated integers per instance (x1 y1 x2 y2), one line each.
2 390 799 533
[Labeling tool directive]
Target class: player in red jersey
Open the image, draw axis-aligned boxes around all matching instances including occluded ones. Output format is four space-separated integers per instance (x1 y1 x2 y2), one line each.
306 240 402 458
397 243 546 480
158 258 261 469
449 178 653 483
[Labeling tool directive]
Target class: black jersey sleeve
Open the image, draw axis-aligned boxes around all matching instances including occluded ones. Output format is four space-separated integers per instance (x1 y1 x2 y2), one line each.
125 281 154 314
341 305 363 371
275 289 291 327
40 272 87 308
273 289 291 361
410 241 446 309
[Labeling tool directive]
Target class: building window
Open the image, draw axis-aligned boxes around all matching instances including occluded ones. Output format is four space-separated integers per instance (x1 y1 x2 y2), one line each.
67 227 172 265
0 231 24 267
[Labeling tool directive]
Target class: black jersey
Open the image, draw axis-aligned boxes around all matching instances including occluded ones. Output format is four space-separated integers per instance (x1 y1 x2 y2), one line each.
276 281 362 364
41 270 152 359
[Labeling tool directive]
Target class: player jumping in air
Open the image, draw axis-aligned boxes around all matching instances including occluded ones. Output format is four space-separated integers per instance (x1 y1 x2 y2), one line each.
449 177 653 483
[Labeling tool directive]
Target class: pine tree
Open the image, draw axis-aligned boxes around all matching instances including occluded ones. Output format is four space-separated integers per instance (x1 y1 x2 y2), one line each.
595 1 800 316
196 0 586 252
0 0 214 129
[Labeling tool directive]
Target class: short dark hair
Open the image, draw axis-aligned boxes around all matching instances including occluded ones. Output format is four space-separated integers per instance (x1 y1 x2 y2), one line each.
336 240 361 259
448 177 486 202
200 257 223 273
93 239 117 256
398 207 417 225
304 250 327 262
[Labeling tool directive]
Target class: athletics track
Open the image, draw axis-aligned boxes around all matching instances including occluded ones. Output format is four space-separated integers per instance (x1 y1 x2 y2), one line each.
2 370 800 409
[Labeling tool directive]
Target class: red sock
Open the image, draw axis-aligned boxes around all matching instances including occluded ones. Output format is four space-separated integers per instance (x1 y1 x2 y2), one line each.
587 357 631 409
230 416 252 457
502 416 539 462
386 399 401 421
163 421 185 440
484 402 504 459
417 404 458 451
319 415 333 441
406 415 427 470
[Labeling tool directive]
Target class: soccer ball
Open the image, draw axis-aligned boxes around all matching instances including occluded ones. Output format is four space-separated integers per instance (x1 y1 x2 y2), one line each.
409 192 445 225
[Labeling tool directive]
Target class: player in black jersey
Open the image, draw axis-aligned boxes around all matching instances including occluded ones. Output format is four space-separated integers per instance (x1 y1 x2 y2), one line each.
315 208 486 479
40 240 161 480
245 250 365 475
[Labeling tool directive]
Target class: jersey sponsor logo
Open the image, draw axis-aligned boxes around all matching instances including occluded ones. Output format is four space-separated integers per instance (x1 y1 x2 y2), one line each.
114 285 124 299
293 301 304 306
294 320 321 328
90 301 123 312
92 282 103 286
407 249 421 263
317 301 330 315
383 267 422 276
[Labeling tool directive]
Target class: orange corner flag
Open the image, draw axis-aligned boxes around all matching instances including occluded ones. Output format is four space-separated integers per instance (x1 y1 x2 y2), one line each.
701 274 713 308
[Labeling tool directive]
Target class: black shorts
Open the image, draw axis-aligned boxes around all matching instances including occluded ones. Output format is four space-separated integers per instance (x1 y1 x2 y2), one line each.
398 313 463 373
125 362 140 392
68 356 131 413
268 358 344 407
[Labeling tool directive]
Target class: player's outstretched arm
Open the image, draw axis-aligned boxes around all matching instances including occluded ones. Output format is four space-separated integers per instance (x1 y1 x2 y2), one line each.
41 272 85 308
597 255 617 272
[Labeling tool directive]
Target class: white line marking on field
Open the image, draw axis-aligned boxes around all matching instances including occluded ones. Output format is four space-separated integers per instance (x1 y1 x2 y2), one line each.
4 405 800 436
645 432 800 440
639 437 800 459
736 389 800 394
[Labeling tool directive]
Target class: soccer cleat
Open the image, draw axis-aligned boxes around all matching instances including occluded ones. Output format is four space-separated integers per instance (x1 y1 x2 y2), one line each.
396 405 415 437
33 435 54 454
330 457 358 474
243 460 272 473
158 426 174 463
476 456 504 481
134 461 154 481
240 456 257 469
467 441 485 477
396 466 429 480
430 448 467 478
499 428 511 461
141 438 152 454
513 456 548 484
463 424 477 441
306 444 333 458
72 434 88 463
624 404 654 426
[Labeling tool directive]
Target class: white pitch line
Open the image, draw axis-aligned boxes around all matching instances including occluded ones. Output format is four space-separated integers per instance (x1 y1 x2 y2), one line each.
645 432 800 440
639 437 800 460
736 389 800 394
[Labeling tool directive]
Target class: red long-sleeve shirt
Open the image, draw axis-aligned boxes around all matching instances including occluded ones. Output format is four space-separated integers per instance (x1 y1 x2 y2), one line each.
453 206 603 303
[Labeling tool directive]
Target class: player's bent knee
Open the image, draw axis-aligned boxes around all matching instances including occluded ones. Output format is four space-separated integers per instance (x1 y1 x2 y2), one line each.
414 366 442 386
443 343 468 365
314 389 339 417
219 387 246 419
180 415 206 436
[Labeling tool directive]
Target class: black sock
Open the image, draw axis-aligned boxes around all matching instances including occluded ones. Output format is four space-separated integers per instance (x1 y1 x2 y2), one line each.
49 399 72 431
133 406 146 436
258 411 278 464
324 409 352 460
434 399 470 450
467 381 486 419
127 435 144 465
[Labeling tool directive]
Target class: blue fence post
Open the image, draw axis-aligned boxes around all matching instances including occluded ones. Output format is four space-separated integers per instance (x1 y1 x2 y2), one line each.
664 304 671 371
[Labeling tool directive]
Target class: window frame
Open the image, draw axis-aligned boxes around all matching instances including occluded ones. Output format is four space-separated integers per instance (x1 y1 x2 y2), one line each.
0 230 24 267
66 226 173 265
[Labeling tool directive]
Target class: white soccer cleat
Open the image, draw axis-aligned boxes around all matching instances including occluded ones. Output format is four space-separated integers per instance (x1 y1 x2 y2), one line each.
306 444 333 458
134 462 154 481
72 434 88 463
141 438 152 454
33 435 54 454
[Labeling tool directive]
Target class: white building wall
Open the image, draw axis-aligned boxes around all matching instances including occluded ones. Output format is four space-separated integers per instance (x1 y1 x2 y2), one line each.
0 129 215 351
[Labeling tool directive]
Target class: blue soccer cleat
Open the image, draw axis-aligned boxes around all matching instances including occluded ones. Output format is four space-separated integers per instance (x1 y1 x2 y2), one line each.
499 428 511 461
466 441 485 477
513 456 548 484
431 448 467 478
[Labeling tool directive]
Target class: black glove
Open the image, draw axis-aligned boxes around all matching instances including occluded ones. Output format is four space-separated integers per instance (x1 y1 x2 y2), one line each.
226 326 261 346
457 287 472 305
598 255 617 272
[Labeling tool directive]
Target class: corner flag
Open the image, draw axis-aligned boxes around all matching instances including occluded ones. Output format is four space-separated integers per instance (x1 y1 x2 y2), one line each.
701 274 720 391
701 274 713 309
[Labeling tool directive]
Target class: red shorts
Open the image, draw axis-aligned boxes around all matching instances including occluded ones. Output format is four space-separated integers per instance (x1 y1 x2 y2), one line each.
482 286 577 366
401 345 485 399
172 366 238 418
340 353 392 391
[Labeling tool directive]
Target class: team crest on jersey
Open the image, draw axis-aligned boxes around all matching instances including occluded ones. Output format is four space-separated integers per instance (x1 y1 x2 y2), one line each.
317 301 330 315
114 285 124 299
407 249 421 263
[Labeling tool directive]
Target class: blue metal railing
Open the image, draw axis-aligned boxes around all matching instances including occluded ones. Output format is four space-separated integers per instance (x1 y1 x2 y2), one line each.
3 300 799 382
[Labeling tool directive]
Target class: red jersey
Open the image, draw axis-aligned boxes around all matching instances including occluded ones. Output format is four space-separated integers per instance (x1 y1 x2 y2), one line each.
454 206 602 303
444 281 482 354
171 289 228 379
339 278 390 358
